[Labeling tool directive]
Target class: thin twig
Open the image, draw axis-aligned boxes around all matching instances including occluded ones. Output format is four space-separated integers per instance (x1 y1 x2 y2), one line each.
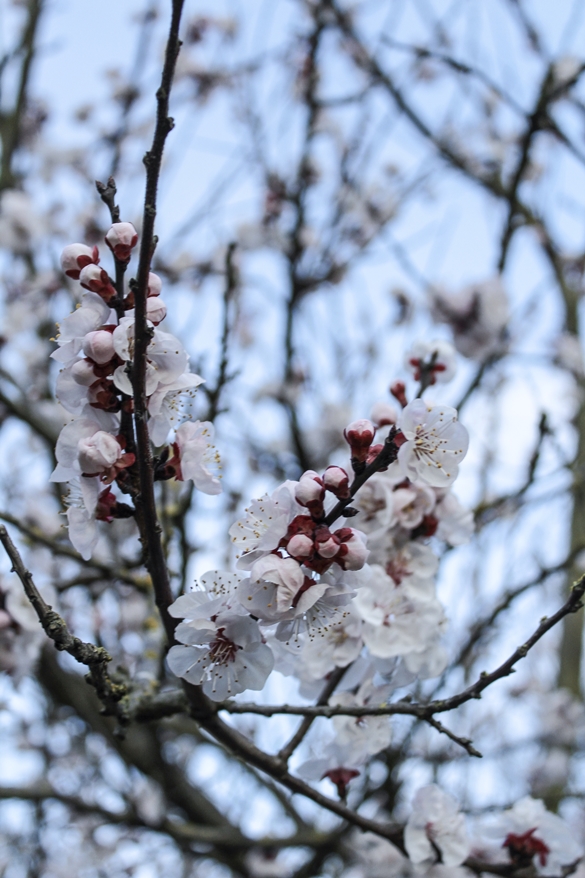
0 525 127 716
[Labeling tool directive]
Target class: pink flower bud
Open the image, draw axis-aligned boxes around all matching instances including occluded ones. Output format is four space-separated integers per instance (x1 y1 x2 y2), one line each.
77 431 122 475
323 465 350 499
82 330 116 364
148 272 162 296
343 419 375 462
61 243 99 279
105 222 138 262
370 401 398 427
146 296 167 325
71 359 97 386
287 533 314 559
390 380 408 408
335 528 368 570
79 264 117 301
295 471 325 506
316 535 340 559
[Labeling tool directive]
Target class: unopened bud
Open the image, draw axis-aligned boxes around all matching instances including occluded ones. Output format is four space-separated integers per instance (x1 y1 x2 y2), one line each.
344 419 375 463
82 329 116 364
295 471 325 508
61 243 99 279
287 533 314 559
146 296 167 325
77 431 122 475
323 465 350 499
79 264 117 301
390 380 408 408
105 222 138 262
316 534 340 559
370 401 398 427
71 359 97 386
335 528 368 570
148 272 163 296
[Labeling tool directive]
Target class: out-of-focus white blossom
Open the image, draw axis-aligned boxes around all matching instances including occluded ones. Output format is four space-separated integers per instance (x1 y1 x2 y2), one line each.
404 785 469 867
405 339 457 384
431 278 509 360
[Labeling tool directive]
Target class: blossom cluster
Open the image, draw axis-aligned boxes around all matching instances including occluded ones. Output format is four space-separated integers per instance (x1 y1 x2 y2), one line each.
352 786 582 876
51 224 221 559
168 358 470 794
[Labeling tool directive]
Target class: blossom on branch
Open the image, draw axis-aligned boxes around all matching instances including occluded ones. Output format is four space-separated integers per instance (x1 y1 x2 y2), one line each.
404 784 469 867
396 399 469 488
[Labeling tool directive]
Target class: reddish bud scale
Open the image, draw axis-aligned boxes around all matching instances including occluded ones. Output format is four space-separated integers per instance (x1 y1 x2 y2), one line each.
321 768 360 800
411 514 439 539
503 828 550 867
390 380 408 408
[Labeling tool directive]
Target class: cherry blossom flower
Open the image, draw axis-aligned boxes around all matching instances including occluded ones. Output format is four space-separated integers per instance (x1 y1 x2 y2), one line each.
405 339 457 385
431 277 509 360
352 474 397 540
392 483 436 530
396 400 469 488
355 565 445 659
298 745 363 800
165 420 221 494
404 784 469 867
77 431 134 482
51 414 129 487
229 482 301 570
66 504 99 560
291 606 363 680
487 796 582 875
330 680 392 760
167 612 273 701
169 570 245 624
51 292 113 365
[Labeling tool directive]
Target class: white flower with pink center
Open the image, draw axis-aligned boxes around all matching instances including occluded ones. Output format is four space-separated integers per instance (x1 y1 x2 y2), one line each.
397 400 468 488
293 606 363 680
167 420 221 495
486 796 583 876
330 680 392 760
169 570 245 625
229 482 302 570
51 292 113 365
405 785 469 867
167 613 273 701
392 483 435 530
355 564 444 659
